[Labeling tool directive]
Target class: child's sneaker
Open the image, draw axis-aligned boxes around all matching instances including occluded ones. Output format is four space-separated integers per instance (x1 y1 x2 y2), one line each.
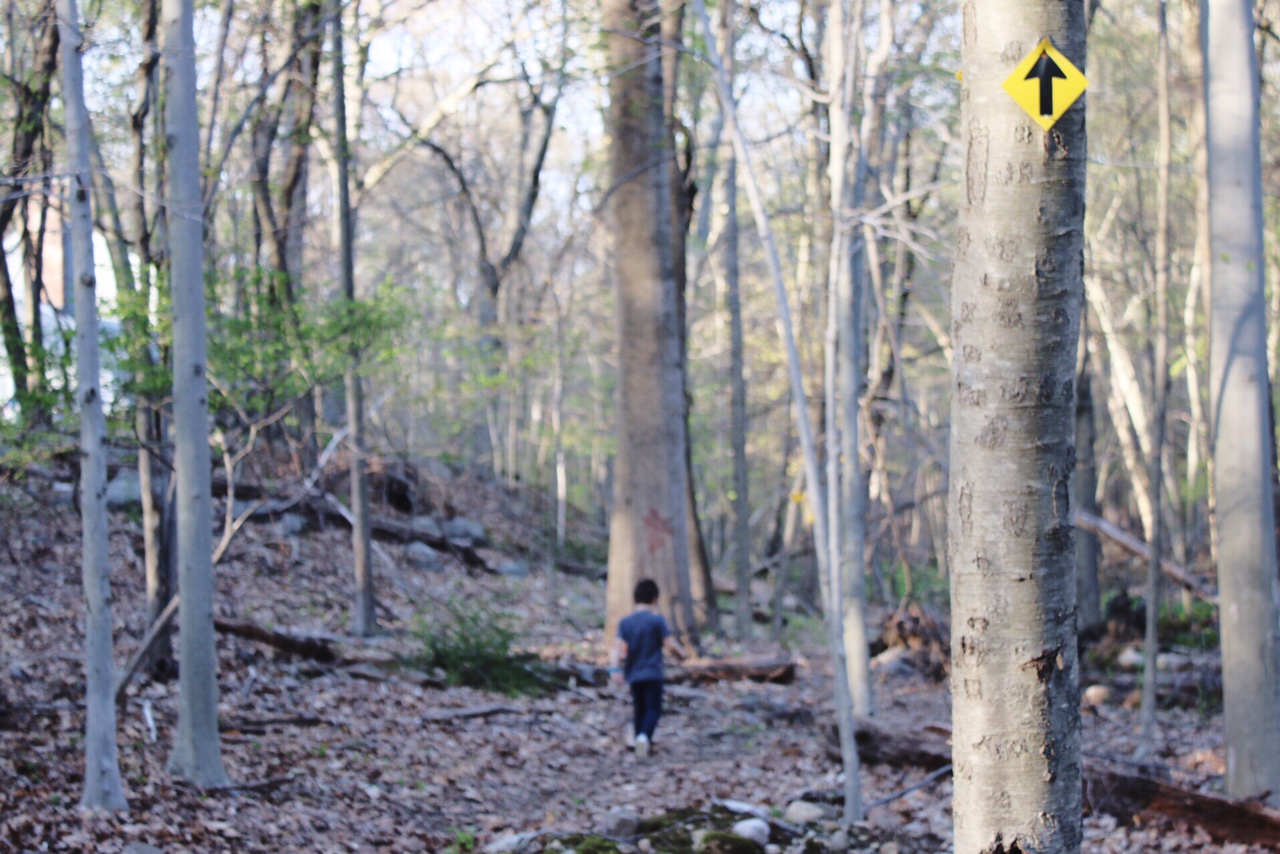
635 733 650 758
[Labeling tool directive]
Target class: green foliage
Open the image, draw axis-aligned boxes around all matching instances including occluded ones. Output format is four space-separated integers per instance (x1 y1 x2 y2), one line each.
1161 599 1219 650
407 601 549 695
443 827 477 854
106 268 408 435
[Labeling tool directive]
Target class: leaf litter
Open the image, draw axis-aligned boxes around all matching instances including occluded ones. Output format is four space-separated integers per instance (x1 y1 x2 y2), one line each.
0 474 1268 853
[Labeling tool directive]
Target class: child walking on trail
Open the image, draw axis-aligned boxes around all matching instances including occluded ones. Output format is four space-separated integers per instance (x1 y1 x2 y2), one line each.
609 579 686 758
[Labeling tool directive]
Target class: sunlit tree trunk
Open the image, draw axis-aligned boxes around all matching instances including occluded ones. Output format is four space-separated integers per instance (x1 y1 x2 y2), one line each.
949 0 1086 849
603 0 697 647
59 0 127 810
1204 0 1280 805
163 0 230 788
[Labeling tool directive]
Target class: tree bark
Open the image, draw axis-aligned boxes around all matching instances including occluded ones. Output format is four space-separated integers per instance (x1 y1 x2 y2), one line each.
715 0 751 642
691 0 862 821
1140 0 1172 749
660 0 717 634
59 0 127 810
602 0 697 648
0 4 58 418
1204 0 1280 805
1074 318 1102 631
949 2 1086 850
330 0 375 637
162 0 230 788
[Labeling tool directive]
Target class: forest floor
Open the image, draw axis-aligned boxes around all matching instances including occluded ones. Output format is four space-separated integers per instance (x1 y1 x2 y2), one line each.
0 466 1268 853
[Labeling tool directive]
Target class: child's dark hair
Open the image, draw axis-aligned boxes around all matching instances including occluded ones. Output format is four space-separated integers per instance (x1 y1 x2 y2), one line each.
633 578 660 605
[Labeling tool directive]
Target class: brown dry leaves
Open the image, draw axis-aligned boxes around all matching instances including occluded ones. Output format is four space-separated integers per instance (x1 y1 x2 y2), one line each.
0 476 1270 853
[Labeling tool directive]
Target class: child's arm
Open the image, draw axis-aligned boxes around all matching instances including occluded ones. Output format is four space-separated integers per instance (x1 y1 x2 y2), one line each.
609 636 627 685
663 634 688 660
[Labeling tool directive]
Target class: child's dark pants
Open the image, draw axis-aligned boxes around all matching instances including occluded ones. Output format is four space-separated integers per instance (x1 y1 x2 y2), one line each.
630 679 663 739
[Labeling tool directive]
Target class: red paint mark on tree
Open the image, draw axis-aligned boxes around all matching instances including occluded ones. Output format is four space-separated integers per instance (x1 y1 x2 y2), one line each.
643 508 674 556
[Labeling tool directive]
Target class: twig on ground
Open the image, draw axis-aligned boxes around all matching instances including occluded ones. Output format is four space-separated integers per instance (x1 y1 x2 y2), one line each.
865 764 953 811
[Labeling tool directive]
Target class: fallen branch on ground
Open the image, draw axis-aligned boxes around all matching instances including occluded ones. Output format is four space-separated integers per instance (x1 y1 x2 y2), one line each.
213 617 338 663
116 600 337 703
667 656 796 685
1074 510 1216 603
824 717 1280 845
421 704 556 723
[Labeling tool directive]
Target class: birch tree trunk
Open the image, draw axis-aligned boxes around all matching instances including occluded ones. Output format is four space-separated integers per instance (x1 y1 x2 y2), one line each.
602 0 697 647
163 0 230 787
59 0 127 810
949 0 1085 849
331 0 375 637
1204 0 1280 805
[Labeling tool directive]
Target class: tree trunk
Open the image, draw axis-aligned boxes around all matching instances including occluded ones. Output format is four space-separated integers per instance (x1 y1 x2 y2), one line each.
1205 0 1280 805
949 2 1086 850
660 0 717 634
714 0 750 642
1181 0 1211 583
0 4 59 420
1074 318 1102 631
58 0 127 810
330 0 375 637
162 0 230 788
1140 0 1172 748
602 0 697 648
692 0 862 820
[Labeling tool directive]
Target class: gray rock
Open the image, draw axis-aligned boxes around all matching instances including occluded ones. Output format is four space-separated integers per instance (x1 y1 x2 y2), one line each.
124 845 164 854
731 818 771 847
410 515 443 540
482 832 539 853
406 542 444 572
444 516 487 547
691 830 709 851
600 806 639 838
51 481 74 506
106 470 142 509
496 559 529 578
784 800 829 825
275 513 309 538
825 829 849 851
764 846 782 854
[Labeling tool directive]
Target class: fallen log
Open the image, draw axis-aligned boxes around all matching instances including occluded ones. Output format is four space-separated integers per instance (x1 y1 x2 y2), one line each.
825 718 1280 846
667 656 796 685
213 617 338 664
308 494 492 571
421 704 547 723
116 599 338 703
1094 672 1222 709
1074 510 1217 604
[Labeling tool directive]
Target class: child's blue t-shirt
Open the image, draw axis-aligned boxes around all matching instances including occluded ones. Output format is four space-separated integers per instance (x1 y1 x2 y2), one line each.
617 609 671 683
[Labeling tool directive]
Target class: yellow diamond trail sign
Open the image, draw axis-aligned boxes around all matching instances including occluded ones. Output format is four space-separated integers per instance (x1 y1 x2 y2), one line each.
1002 38 1087 131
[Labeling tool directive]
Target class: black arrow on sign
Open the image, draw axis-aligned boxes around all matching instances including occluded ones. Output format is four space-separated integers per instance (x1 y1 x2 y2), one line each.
1025 51 1067 116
